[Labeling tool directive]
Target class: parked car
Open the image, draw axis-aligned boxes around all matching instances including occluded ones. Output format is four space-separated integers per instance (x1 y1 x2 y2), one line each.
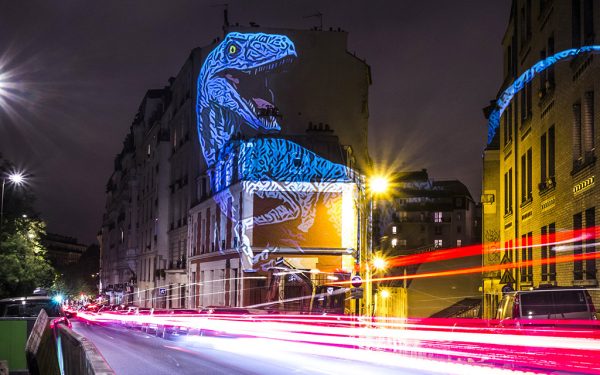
496 286 597 327
0 295 63 318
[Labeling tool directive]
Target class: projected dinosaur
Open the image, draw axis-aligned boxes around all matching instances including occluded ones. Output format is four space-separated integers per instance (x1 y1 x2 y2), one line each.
487 45 600 144
197 32 352 271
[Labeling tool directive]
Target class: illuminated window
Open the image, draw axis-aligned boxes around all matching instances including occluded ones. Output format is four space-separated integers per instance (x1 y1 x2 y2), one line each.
399 239 407 247
456 239 462 247
392 226 397 234
147 144 151 156
434 239 443 248
434 212 442 223
391 238 397 248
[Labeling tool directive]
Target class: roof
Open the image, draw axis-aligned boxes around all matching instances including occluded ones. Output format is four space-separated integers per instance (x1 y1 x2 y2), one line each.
432 180 473 200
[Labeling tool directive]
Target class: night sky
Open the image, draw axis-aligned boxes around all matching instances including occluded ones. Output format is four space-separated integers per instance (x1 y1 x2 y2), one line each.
0 1 509 245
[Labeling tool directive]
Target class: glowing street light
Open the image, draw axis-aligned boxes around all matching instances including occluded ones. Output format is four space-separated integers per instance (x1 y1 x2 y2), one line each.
369 176 389 194
373 256 387 271
1 171 27 234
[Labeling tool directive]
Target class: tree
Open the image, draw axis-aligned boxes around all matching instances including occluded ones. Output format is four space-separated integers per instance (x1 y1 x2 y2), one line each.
0 217 55 298
52 244 100 299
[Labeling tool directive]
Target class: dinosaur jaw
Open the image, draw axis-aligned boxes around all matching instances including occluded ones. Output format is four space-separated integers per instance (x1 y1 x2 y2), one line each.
220 56 295 131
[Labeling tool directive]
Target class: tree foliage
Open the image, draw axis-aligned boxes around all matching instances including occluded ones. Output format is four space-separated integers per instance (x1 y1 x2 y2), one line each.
51 245 100 299
0 218 55 298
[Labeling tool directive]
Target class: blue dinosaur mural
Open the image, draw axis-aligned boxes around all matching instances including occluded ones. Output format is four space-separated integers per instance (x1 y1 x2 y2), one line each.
487 45 600 145
196 32 355 271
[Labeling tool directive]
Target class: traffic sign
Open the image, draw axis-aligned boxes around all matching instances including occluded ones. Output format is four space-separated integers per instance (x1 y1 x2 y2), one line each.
158 288 167 296
351 275 362 288
500 270 516 284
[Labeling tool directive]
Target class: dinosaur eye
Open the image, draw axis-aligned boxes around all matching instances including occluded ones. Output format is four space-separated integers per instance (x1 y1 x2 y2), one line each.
228 44 239 55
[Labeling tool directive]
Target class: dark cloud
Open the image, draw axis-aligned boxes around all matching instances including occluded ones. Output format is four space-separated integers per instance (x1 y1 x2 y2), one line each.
0 1 509 244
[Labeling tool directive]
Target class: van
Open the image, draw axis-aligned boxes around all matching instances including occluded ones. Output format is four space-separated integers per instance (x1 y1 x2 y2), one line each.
496 286 597 321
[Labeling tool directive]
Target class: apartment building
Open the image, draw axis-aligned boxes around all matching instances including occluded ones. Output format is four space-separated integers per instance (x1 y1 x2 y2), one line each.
482 0 600 318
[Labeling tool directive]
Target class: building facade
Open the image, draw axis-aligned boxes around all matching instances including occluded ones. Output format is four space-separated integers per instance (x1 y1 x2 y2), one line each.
482 0 600 318
100 89 171 306
100 24 371 310
187 26 370 311
43 233 87 270
374 170 482 318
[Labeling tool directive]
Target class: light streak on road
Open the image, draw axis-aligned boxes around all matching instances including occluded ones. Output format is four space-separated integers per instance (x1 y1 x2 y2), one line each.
73 310 600 374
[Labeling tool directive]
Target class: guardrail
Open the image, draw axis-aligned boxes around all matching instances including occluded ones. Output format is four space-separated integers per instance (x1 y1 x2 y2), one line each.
22 310 114 375
54 324 114 375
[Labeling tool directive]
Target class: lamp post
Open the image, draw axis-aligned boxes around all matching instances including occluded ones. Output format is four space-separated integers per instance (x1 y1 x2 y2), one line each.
363 175 389 317
0 172 26 235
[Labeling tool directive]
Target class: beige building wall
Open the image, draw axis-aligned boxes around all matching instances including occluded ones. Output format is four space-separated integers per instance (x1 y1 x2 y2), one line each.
482 0 600 317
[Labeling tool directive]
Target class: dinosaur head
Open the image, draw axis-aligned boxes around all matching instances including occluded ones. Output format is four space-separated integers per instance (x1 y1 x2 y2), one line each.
201 32 297 132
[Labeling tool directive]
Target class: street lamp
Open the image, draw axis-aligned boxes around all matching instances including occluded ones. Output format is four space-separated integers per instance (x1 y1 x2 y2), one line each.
362 175 390 317
1 171 26 234
373 255 387 272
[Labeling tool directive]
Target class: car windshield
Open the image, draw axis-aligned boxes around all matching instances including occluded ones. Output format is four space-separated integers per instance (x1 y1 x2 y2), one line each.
0 300 61 317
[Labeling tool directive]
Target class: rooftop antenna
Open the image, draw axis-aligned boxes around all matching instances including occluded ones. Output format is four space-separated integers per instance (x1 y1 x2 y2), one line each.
211 3 229 31
303 11 323 30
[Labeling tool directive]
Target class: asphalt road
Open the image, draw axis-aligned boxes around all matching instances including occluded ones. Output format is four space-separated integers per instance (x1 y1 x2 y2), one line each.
71 321 450 375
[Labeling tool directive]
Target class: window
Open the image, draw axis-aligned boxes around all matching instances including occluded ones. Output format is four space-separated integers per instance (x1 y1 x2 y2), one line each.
504 168 513 214
573 0 595 46
503 104 513 146
520 232 533 282
392 226 397 234
583 91 595 155
456 239 462 247
573 93 595 169
391 238 397 248
434 226 442 235
434 239 443 248
541 223 556 282
520 82 532 121
574 101 583 163
574 212 583 280
399 239 407 247
521 148 532 203
520 1 532 47
585 207 596 279
573 0 582 47
540 126 556 189
547 36 555 86
539 49 547 96
584 0 594 44
434 212 442 223
147 144 151 156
